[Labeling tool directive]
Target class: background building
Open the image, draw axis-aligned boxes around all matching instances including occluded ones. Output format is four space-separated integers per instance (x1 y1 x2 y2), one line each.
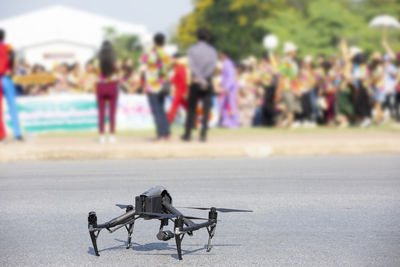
0 5 153 69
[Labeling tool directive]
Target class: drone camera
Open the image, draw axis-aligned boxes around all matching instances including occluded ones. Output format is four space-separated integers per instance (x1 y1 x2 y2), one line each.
157 230 175 241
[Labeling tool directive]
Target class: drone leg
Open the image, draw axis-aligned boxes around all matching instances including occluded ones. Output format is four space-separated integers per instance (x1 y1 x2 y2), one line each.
174 216 184 260
88 212 100 256
206 225 216 252
206 209 218 252
125 205 135 249
175 234 184 260
89 231 100 256
126 222 135 249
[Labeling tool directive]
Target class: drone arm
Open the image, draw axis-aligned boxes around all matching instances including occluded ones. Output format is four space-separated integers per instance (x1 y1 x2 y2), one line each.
107 217 137 233
101 210 136 229
162 201 194 227
90 210 136 232
179 220 216 234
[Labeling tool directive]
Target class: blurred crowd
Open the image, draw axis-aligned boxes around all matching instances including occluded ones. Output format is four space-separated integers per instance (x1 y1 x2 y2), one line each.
12 58 139 95
11 38 400 129
230 39 400 128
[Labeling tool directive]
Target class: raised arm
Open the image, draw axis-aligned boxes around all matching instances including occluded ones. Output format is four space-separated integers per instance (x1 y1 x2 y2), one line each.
382 38 396 60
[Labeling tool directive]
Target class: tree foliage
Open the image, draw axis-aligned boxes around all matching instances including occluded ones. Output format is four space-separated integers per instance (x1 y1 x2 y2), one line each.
103 26 143 66
175 0 400 59
176 0 277 60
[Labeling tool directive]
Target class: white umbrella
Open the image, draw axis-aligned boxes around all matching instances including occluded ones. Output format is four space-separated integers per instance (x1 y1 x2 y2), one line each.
369 14 400 40
369 14 400 29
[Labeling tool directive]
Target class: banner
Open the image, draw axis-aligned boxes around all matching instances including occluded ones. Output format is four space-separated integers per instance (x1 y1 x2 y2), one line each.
2 94 220 133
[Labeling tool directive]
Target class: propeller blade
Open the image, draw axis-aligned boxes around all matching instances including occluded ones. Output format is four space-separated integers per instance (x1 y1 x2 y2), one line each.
115 204 129 209
139 212 210 221
215 208 253 213
180 207 253 213
181 207 210 210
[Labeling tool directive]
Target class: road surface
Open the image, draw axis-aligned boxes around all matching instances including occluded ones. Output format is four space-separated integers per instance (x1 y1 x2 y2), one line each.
0 155 399 266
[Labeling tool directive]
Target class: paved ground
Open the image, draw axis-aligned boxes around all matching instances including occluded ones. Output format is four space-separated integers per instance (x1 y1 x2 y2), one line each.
1 127 400 161
0 155 399 266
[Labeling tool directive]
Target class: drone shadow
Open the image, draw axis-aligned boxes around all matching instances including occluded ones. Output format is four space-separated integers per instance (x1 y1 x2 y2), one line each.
88 239 241 260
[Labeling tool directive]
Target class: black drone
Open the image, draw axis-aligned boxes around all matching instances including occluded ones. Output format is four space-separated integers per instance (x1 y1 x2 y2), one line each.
88 186 252 260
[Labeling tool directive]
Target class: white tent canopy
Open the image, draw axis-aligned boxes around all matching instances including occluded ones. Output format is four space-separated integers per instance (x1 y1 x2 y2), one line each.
0 5 153 68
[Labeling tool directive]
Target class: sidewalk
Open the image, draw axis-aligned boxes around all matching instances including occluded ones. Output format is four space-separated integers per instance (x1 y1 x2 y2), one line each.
1 127 400 161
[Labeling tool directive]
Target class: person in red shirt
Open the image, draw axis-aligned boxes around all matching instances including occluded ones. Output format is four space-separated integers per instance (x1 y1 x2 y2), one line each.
167 54 188 123
0 29 23 141
0 29 9 140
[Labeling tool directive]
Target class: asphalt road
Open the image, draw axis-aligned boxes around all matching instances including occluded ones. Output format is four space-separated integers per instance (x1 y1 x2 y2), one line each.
0 155 399 266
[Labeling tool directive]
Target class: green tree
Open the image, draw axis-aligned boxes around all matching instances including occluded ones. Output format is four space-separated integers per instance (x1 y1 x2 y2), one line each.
258 0 367 56
176 0 279 60
176 0 400 59
356 0 400 53
103 26 143 67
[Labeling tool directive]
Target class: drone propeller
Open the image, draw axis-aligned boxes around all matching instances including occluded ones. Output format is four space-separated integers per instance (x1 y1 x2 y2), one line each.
115 204 133 209
180 207 253 213
139 212 211 221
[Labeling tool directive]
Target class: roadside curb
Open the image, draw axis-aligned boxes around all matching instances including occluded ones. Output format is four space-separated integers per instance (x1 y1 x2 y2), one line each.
1 140 399 162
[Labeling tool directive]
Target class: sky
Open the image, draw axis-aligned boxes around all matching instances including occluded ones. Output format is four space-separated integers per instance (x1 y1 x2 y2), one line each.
0 0 194 35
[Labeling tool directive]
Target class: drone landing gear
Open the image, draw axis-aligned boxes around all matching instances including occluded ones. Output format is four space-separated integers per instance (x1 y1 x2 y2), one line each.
206 208 218 252
206 226 216 252
125 222 135 249
88 211 100 256
125 205 135 249
175 233 185 260
174 216 185 260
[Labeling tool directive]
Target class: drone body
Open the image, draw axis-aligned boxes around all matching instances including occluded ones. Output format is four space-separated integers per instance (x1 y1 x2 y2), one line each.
88 186 252 260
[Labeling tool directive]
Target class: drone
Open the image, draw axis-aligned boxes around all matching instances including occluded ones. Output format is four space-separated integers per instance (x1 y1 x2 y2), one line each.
88 186 252 260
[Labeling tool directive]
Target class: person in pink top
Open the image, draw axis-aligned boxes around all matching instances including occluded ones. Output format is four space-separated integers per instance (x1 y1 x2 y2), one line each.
96 41 119 144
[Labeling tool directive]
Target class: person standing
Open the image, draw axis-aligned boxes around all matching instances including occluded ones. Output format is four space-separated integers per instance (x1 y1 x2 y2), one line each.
299 55 317 126
382 54 398 121
167 54 188 123
257 54 278 126
182 28 218 142
279 42 302 128
80 60 97 93
0 29 23 141
0 80 5 141
97 41 119 143
382 39 399 121
0 30 6 141
237 63 256 127
369 52 385 124
351 52 371 127
219 51 239 128
119 57 140 93
141 33 171 141
396 54 400 122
